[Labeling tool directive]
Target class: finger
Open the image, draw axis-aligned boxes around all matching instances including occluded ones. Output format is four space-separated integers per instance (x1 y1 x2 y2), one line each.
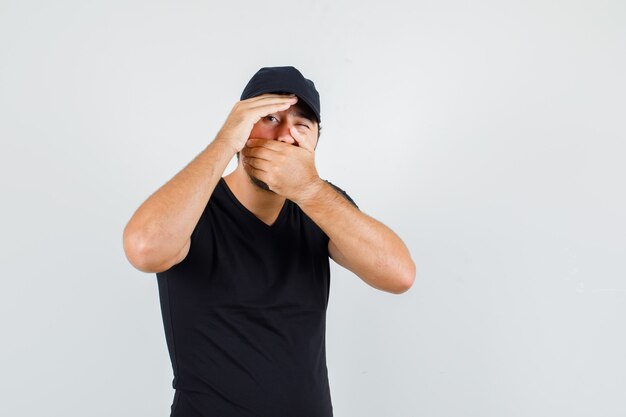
244 93 297 103
252 102 295 118
245 100 298 122
246 138 288 151
248 97 298 112
242 144 274 161
242 158 269 183
244 95 298 108
243 155 271 172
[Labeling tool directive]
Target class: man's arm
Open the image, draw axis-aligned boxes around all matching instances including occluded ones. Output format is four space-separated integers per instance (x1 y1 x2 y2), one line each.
294 180 416 294
122 139 236 273
240 126 415 294
122 94 299 273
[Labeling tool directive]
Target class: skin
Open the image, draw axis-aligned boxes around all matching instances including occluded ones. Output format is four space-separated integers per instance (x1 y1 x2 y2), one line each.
224 100 321 226
123 94 300 273
123 92 415 294
226 99 416 294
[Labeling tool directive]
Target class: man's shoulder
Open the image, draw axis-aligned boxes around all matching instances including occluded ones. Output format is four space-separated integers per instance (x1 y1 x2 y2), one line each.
322 179 359 209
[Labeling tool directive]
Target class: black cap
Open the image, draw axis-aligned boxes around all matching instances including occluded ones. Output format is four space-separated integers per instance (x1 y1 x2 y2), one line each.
240 66 321 123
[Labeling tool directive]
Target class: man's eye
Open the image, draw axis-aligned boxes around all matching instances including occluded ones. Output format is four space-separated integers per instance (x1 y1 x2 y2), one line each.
265 115 278 122
297 123 310 129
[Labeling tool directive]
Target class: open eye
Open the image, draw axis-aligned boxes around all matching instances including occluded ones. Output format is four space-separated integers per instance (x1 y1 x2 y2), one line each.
265 115 279 123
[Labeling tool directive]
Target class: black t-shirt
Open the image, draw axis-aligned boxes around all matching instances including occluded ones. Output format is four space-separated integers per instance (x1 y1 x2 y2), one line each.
156 177 358 417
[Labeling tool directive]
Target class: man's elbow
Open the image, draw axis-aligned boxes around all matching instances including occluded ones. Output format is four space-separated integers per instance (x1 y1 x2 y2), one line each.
123 228 177 274
123 231 158 273
392 259 416 294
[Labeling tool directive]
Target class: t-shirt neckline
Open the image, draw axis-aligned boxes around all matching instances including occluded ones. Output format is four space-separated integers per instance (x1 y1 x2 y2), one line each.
219 177 290 229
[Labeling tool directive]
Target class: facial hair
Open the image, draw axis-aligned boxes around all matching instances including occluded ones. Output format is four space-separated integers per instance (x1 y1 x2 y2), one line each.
247 171 276 194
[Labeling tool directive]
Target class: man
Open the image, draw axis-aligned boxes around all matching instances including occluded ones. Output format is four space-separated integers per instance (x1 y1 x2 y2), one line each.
123 66 415 417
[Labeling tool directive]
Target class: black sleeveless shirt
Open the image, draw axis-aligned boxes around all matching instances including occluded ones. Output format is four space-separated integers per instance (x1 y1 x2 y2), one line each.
156 177 357 417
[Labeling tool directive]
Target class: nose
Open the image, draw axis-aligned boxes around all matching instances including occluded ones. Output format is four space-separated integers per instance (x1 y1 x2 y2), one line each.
276 123 296 144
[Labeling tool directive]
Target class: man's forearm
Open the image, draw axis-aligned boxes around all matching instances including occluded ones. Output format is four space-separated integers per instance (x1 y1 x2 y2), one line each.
294 179 416 292
123 138 237 271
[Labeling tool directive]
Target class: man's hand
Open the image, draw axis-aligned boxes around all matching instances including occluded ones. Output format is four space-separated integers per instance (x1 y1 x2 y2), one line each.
241 126 322 202
214 93 299 152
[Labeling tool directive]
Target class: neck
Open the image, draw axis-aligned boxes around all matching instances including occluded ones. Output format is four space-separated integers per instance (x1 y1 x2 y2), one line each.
223 164 286 222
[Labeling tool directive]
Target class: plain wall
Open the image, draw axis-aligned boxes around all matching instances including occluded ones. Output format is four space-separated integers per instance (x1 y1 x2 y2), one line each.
1 0 625 416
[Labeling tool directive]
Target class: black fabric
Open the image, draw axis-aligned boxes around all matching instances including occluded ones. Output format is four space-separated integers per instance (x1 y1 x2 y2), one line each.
240 66 321 123
324 180 359 210
156 177 357 417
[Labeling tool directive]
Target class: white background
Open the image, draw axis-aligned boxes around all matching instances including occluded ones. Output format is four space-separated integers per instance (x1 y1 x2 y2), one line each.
1 0 625 416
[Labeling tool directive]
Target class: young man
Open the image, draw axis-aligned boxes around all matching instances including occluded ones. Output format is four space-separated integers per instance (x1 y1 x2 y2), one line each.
123 66 415 417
